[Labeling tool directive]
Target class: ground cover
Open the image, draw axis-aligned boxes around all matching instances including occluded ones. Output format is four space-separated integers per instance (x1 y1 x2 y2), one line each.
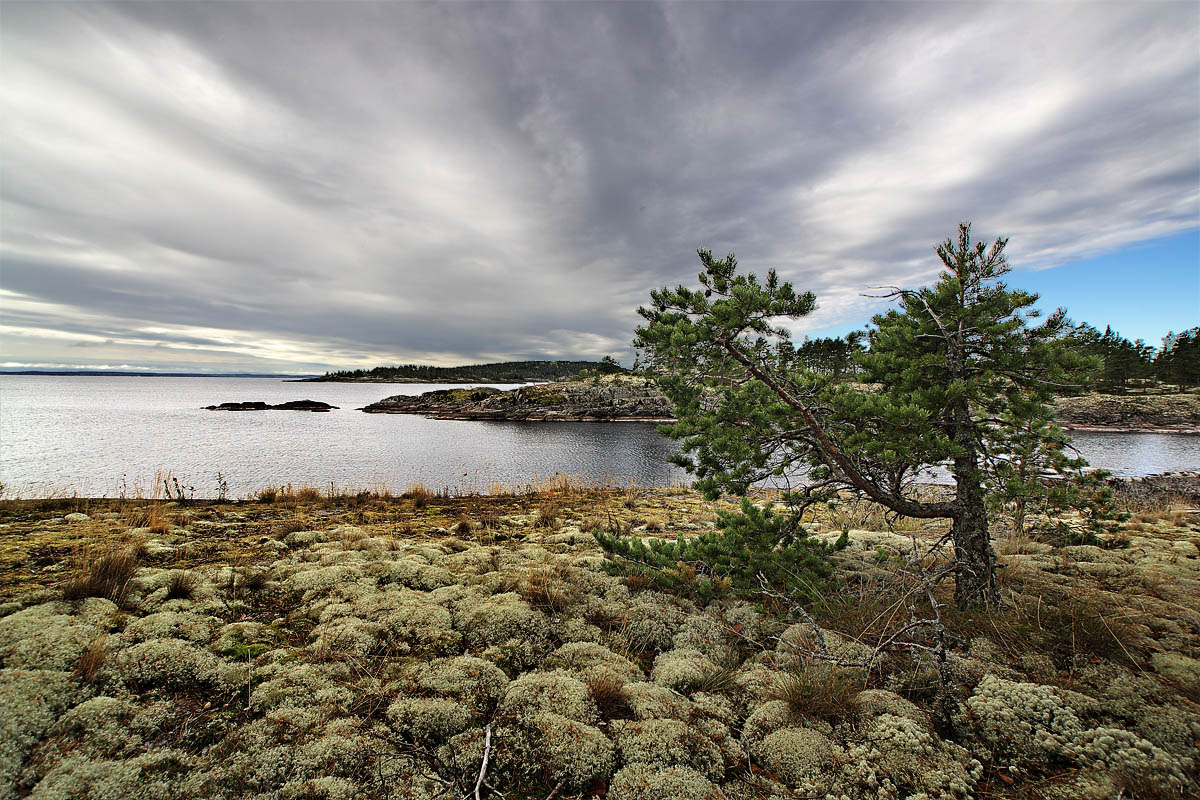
0 485 1196 799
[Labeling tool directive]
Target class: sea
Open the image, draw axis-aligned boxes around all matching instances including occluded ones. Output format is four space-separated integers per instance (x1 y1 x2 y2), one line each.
0 375 1195 499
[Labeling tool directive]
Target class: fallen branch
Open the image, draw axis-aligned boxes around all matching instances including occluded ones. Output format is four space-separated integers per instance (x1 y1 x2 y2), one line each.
468 723 493 800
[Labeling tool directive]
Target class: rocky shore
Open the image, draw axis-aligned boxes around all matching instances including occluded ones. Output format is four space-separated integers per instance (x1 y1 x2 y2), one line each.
360 375 675 421
204 400 338 412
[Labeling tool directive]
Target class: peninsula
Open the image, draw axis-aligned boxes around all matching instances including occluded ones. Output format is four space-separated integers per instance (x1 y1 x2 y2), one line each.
360 374 674 421
296 359 625 384
361 375 1199 432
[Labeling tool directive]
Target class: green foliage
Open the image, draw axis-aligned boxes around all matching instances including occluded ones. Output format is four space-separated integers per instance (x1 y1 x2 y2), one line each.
795 332 865 378
1156 327 1200 391
1068 323 1156 393
594 498 832 601
633 224 1104 608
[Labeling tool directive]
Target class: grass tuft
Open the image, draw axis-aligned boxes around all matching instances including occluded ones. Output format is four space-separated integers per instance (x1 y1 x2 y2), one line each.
771 663 861 723
63 537 140 606
164 570 199 601
73 636 108 682
586 672 633 720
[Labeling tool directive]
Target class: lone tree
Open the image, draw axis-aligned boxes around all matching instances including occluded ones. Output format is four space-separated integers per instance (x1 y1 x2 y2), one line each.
635 223 1088 608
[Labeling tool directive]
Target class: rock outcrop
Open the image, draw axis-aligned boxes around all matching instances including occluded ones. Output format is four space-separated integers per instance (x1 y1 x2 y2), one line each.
360 375 674 422
1053 393 1200 433
204 400 338 412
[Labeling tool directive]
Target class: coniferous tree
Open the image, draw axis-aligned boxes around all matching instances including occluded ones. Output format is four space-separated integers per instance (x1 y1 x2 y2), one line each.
633 223 1090 608
1156 327 1200 391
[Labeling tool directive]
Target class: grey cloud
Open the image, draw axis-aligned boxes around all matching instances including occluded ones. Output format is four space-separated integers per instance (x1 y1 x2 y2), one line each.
1 1 1196 372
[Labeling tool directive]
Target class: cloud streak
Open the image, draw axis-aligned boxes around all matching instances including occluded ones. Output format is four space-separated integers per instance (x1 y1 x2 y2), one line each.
1 1 1196 372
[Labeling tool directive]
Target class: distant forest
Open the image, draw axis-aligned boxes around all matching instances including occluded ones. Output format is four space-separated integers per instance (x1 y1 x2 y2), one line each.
308 323 1198 391
307 358 627 383
787 324 1200 393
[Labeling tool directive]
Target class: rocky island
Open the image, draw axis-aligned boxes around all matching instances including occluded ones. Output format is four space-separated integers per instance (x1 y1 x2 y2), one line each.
204 400 338 412
360 374 675 421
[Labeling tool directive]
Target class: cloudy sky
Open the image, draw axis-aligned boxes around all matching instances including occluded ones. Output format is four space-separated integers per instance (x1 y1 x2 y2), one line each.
2 1 1197 374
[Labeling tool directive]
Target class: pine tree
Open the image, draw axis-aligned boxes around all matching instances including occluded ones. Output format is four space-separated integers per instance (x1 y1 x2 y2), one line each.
634 223 1090 608
1157 327 1200 391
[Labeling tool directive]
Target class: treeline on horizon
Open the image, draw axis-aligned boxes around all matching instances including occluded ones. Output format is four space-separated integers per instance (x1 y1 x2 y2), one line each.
789 323 1200 393
317 322 1198 392
314 358 627 383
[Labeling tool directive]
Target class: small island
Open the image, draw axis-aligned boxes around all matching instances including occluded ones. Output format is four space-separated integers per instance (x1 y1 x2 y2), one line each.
204 400 338 412
360 374 674 421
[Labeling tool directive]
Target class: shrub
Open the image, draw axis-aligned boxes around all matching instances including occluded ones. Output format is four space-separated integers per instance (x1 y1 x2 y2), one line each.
596 498 832 601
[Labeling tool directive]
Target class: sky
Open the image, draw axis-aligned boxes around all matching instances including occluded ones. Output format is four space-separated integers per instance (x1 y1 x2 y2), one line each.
1 1 1197 374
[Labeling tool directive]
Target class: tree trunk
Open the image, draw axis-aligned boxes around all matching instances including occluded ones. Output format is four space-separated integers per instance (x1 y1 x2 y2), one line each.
948 388 1001 608
951 464 1001 608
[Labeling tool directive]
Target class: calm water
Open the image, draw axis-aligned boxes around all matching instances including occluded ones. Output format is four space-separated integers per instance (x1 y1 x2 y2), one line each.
0 376 686 498
0 376 1195 498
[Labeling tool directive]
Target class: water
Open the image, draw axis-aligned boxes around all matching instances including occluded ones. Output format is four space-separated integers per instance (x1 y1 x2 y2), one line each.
0 376 686 497
0 375 1195 498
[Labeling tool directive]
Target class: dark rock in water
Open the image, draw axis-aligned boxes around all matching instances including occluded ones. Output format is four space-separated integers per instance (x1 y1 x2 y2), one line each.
359 375 675 422
205 400 337 412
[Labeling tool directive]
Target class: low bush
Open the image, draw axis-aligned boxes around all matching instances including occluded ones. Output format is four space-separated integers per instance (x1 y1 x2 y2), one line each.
596 498 832 601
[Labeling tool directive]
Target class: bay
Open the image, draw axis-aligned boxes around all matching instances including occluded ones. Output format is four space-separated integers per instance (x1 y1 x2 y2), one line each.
0 375 1194 499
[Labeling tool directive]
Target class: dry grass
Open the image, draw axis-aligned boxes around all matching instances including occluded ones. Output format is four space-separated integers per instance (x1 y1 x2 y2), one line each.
531 500 561 529
164 570 199 601
772 663 862 723
73 635 108 682
586 672 633 720
402 484 435 510
122 502 169 534
508 565 578 614
945 590 1148 670
235 566 270 593
273 518 309 536
62 536 140 606
822 497 927 533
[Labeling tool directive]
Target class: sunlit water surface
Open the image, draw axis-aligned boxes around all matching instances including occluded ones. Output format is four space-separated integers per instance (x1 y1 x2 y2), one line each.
1 376 1195 498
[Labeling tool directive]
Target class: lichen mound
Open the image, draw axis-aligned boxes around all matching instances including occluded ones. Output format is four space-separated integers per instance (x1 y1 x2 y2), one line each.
1 487 1198 798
